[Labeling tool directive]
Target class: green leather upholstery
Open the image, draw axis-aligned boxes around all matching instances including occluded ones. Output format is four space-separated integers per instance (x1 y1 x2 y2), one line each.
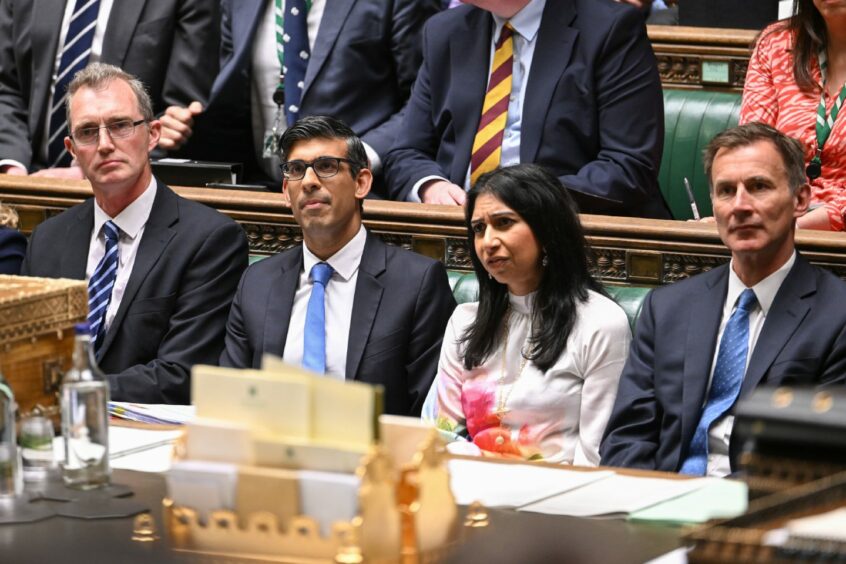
447 271 649 331
659 89 742 220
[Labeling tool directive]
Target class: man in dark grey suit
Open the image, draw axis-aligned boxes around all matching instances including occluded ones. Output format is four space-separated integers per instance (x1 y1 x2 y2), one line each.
162 0 441 192
0 0 218 176
600 123 846 476
22 64 248 404
220 116 455 416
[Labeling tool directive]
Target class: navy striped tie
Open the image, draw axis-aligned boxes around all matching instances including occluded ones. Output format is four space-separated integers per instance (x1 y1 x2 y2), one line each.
88 220 120 353
47 0 101 167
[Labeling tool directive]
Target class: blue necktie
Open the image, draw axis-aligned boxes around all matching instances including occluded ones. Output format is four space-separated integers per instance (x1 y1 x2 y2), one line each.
302 262 333 374
282 0 310 126
48 0 102 167
87 220 120 354
680 288 758 476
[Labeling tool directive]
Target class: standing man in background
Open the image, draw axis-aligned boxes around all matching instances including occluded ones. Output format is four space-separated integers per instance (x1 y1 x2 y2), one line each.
0 0 219 177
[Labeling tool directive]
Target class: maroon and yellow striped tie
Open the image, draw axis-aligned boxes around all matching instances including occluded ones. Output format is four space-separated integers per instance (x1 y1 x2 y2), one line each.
470 24 514 186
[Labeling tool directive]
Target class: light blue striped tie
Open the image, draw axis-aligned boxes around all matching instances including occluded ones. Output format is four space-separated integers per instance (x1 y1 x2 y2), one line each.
87 220 120 353
680 288 758 476
302 262 333 374
47 0 101 167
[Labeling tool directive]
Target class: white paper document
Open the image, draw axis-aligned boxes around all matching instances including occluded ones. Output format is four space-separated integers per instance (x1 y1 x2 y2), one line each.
447 458 614 508
519 474 708 518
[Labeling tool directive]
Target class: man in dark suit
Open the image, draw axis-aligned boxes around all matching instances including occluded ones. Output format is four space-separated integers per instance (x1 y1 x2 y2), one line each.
220 116 455 416
21 64 248 404
162 0 440 192
600 123 846 476
384 0 669 219
0 0 218 176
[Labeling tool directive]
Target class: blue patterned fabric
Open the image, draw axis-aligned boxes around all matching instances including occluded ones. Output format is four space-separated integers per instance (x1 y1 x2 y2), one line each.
282 0 310 126
87 220 119 354
680 288 758 475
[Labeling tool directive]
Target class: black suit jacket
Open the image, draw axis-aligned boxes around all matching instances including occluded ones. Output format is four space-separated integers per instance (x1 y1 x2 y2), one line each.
0 226 26 274
193 0 440 185
220 232 456 416
600 255 846 472
384 0 669 218
21 182 248 404
0 0 219 171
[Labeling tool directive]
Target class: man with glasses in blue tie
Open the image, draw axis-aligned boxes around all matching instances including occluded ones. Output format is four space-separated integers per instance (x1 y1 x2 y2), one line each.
220 115 455 416
21 63 248 405
600 123 846 477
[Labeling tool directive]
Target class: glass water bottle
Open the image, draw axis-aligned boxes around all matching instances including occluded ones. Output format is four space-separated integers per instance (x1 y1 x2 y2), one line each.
0 373 23 497
61 323 110 489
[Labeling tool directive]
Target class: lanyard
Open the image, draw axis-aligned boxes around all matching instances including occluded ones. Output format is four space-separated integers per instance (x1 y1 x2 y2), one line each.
809 49 846 179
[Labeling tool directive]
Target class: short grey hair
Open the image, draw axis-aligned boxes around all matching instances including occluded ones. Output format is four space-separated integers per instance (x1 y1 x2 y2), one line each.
65 63 155 131
703 122 807 194
0 203 19 229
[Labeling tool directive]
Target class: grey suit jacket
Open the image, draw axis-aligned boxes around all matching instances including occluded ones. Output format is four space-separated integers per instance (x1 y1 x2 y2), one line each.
21 181 248 404
600 255 846 472
0 0 219 171
220 232 456 416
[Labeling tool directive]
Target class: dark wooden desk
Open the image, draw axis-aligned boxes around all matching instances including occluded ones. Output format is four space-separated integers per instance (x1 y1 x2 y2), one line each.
1 469 682 563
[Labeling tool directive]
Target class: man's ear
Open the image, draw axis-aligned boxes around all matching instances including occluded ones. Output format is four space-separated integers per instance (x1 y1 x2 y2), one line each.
794 182 812 218
64 137 76 161
354 168 372 200
147 119 162 151
281 179 291 206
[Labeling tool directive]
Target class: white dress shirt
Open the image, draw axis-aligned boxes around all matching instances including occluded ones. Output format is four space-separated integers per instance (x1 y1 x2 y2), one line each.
704 251 796 477
85 177 157 334
0 0 115 171
409 0 546 202
283 225 367 379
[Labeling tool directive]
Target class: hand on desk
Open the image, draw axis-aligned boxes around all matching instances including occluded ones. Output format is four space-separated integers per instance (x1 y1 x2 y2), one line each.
158 101 203 151
420 179 466 205
1 164 26 176
30 166 84 179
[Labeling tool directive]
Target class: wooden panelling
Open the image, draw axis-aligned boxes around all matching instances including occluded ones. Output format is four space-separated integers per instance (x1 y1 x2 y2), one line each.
5 176 846 287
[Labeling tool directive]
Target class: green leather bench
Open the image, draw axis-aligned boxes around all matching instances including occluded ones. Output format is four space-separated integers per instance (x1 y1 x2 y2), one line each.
446 271 649 332
659 89 742 220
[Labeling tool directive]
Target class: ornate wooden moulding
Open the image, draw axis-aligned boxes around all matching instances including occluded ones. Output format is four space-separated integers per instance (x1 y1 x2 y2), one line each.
4 176 846 287
648 25 757 92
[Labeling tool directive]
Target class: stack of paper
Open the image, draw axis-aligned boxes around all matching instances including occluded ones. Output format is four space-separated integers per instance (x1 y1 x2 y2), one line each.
109 402 195 426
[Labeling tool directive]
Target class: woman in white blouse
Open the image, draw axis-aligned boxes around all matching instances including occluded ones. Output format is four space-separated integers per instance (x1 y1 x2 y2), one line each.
432 164 631 465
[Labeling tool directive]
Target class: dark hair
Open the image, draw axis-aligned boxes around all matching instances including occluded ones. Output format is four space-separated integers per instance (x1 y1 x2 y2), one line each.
775 0 826 92
461 164 603 373
278 115 368 177
703 122 807 193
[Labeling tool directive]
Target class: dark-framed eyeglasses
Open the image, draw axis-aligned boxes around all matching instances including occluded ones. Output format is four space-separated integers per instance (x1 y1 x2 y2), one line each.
71 119 147 145
279 156 360 180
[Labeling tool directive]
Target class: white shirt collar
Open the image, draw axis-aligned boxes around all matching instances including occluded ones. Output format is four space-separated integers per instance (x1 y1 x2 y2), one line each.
491 0 546 43
726 251 796 316
302 225 367 282
92 176 157 241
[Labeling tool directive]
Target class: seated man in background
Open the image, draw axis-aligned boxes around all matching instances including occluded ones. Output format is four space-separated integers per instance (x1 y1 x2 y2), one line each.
221 116 456 416
159 0 441 192
384 0 670 219
600 123 846 476
22 63 248 404
0 203 26 275
0 0 218 177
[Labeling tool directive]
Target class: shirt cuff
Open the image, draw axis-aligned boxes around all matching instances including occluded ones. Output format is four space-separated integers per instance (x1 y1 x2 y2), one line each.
362 142 382 175
409 175 449 203
0 159 27 173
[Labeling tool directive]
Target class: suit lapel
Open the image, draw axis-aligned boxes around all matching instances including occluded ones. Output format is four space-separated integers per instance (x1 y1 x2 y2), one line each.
31 0 66 141
740 257 814 398
521 0 577 163
262 247 303 359
101 1 148 66
680 267 727 463
345 233 385 380
301 0 356 99
97 183 177 358
449 9 493 182
60 201 94 280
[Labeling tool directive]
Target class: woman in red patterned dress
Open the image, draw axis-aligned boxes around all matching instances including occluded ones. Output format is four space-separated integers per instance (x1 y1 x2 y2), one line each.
741 0 846 230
